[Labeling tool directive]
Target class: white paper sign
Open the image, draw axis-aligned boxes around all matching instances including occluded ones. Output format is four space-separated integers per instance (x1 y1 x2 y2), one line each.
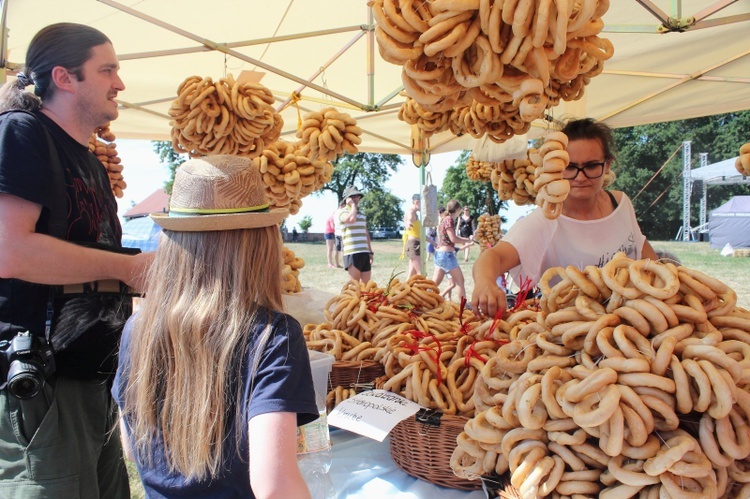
327 389 422 442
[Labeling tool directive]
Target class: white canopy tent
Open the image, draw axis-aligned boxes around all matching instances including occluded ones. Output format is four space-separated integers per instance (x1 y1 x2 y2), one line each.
1 0 749 157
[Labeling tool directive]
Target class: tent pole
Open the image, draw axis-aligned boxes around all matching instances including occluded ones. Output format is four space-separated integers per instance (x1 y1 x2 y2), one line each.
411 125 429 274
682 141 692 241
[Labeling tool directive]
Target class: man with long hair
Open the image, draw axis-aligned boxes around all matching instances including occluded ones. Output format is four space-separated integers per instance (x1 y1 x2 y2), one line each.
0 23 151 496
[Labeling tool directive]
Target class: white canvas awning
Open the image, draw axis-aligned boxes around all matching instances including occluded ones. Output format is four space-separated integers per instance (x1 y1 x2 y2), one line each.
2 1 749 155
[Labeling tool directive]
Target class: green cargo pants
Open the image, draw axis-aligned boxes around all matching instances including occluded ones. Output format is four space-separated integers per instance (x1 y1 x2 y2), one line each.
0 376 130 498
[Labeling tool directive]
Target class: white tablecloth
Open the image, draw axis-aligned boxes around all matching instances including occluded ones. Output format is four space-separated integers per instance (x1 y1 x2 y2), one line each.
329 429 487 498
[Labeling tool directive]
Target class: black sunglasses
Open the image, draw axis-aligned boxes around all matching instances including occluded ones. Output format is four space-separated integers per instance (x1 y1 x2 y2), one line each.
562 161 606 180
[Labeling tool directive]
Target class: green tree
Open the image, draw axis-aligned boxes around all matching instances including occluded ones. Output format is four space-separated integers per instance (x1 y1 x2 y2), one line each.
440 150 507 221
317 152 404 201
298 215 313 233
361 190 404 230
152 140 187 194
612 111 750 240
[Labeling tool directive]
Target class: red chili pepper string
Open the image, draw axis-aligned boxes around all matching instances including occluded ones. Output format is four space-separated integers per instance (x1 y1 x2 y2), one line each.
362 291 388 312
403 329 444 385
458 296 473 335
509 276 535 314
487 309 502 337
463 339 488 367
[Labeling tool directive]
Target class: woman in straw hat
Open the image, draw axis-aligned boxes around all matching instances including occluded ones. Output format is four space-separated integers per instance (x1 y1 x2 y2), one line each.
112 155 317 498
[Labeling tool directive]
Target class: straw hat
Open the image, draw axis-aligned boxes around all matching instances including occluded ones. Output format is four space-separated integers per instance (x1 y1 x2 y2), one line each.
151 155 288 231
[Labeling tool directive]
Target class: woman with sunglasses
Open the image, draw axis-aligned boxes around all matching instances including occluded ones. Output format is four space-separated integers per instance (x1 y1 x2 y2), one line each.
471 118 658 318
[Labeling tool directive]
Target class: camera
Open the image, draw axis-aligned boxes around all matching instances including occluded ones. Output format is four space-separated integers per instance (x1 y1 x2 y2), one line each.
0 331 56 399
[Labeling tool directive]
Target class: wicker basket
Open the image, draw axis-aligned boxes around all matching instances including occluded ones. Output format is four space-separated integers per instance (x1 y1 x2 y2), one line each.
327 359 384 392
389 410 482 490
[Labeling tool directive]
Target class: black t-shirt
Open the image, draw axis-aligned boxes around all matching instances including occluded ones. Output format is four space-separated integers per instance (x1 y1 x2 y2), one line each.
0 110 121 341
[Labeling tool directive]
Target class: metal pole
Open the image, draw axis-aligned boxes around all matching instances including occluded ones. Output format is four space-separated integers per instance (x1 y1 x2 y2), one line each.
682 141 692 241
699 153 708 232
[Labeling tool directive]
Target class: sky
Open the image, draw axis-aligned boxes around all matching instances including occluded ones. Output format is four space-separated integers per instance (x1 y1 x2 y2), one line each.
114 139 534 232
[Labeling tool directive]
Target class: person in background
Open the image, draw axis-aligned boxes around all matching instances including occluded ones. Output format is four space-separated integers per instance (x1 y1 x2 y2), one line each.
402 193 422 277
292 227 298 243
114 155 317 498
339 186 373 284
472 117 658 318
433 200 473 302
426 225 437 261
0 23 153 497
333 200 345 268
324 209 336 268
458 206 476 262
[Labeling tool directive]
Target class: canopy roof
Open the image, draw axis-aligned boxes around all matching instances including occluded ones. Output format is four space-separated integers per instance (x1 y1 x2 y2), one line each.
711 195 750 215
3 1 749 155
691 156 747 183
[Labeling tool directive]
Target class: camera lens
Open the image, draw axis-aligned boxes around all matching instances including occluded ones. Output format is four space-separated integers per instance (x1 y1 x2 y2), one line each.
7 360 44 399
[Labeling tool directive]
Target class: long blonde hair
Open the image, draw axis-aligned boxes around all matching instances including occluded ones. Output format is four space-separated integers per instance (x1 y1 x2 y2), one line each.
123 225 284 480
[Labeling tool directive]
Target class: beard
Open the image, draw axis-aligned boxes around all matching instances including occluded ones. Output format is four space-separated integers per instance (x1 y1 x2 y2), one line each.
78 90 119 131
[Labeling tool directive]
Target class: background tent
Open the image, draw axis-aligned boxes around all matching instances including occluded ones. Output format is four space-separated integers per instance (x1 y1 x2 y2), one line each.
120 189 168 252
121 215 162 252
2 1 749 155
708 195 750 249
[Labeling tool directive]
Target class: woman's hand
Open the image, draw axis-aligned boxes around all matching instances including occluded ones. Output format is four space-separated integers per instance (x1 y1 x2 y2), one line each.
471 241 521 318
471 278 507 319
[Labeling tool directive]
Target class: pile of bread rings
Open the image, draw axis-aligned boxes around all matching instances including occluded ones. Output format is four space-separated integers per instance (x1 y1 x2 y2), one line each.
252 139 334 215
304 323 379 412
473 213 503 249
736 142 750 176
169 74 282 159
282 246 304 294
304 323 380 363
451 252 750 497
89 124 126 198
373 0 613 141
308 275 525 416
295 107 363 161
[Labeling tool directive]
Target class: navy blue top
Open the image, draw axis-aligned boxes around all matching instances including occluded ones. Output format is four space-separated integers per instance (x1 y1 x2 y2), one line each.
113 310 318 498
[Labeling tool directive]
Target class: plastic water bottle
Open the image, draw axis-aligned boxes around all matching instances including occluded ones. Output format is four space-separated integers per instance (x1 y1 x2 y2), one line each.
297 410 334 499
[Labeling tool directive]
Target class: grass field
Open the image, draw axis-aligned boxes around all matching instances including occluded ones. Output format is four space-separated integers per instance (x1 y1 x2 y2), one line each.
286 239 749 309
126 238 749 495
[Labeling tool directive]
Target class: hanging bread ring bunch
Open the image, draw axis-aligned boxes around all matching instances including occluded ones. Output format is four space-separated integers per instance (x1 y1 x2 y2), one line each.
89 124 126 198
375 0 613 141
534 131 570 220
473 213 502 249
736 142 750 176
169 74 282 159
295 107 363 161
253 140 334 215
281 245 304 293
397 97 453 137
490 147 542 206
466 156 496 182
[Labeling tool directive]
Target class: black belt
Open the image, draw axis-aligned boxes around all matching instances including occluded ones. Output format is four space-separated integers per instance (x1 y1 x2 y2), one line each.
61 280 132 295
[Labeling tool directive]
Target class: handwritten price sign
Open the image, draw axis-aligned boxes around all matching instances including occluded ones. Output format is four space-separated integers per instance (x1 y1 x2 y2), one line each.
328 390 422 441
